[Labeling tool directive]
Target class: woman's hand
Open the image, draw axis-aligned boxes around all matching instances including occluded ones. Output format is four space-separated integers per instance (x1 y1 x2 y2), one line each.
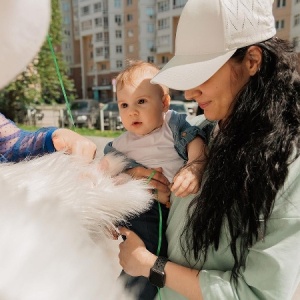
52 128 97 162
118 227 157 278
125 167 171 205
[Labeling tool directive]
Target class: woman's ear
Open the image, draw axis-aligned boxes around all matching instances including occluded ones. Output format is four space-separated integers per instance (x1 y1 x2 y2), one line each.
245 46 262 76
162 94 171 112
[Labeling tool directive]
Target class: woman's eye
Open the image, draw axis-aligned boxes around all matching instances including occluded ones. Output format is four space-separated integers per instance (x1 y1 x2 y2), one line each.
138 99 145 104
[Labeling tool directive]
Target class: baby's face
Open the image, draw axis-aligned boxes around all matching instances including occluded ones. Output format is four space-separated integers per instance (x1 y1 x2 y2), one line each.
117 74 168 136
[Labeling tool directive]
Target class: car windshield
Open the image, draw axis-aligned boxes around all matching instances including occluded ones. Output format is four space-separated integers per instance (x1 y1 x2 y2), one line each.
103 102 119 111
71 101 88 110
170 103 187 113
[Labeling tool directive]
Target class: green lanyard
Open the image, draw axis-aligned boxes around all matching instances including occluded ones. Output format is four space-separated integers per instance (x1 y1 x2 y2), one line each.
47 35 75 128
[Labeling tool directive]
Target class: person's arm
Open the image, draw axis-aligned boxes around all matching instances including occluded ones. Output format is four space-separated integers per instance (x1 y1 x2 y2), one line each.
0 113 96 162
118 227 203 300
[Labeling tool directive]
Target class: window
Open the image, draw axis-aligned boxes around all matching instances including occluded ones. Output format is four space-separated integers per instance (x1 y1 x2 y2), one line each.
104 47 109 58
127 0 133 5
296 0 300 4
275 19 285 30
115 30 122 38
147 23 154 33
116 60 123 68
173 0 187 9
95 47 103 56
162 56 169 63
94 2 101 12
158 1 169 12
277 0 286 7
63 16 71 25
127 29 134 37
95 32 103 42
128 45 134 53
81 5 90 16
62 3 70 11
103 17 109 28
147 56 154 63
146 7 155 17
127 14 133 22
295 14 300 26
94 17 102 27
158 18 170 30
81 20 92 30
116 45 123 53
157 35 170 47
293 36 300 48
115 15 122 25
147 40 155 52
114 0 121 8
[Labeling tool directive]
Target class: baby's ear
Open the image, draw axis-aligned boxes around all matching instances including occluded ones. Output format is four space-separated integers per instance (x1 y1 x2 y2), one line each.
162 94 171 112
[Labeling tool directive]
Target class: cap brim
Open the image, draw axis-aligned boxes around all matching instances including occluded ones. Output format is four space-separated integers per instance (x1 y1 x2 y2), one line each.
151 50 236 90
0 1 51 89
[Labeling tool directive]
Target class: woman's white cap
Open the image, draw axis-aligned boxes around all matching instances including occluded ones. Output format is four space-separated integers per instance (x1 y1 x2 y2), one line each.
151 0 276 90
0 0 51 89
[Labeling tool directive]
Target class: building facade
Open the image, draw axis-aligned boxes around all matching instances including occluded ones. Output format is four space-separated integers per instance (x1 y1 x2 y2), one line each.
60 0 300 101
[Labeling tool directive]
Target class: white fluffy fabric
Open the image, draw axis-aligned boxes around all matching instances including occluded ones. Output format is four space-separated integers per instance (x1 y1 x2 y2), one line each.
0 152 152 299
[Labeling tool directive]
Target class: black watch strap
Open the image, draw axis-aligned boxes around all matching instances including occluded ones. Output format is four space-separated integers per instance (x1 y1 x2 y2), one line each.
148 256 168 288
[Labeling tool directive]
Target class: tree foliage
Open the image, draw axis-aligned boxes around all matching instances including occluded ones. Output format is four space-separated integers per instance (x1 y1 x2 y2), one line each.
37 0 76 104
0 0 76 121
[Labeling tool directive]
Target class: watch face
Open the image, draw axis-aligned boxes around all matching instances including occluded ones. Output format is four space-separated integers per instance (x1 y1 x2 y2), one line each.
149 268 165 288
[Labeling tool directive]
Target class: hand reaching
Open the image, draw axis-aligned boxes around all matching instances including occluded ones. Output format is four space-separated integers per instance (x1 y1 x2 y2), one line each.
52 128 97 162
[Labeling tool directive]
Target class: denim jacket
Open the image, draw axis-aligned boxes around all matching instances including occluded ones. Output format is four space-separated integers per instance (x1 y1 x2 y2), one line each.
103 110 214 169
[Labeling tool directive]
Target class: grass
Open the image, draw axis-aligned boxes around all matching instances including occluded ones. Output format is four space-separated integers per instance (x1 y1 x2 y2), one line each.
19 125 123 138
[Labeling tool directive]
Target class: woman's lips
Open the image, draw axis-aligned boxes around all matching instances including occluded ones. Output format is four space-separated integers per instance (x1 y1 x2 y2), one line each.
198 101 211 110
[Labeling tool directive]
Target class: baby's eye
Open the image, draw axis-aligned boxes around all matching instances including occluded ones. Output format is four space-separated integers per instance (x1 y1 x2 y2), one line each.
138 99 146 104
120 103 128 108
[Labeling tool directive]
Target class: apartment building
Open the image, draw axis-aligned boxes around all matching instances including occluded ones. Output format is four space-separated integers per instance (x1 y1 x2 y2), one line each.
60 0 300 100
60 0 187 100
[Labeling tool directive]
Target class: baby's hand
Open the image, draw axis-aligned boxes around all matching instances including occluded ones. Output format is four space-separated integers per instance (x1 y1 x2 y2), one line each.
171 162 204 197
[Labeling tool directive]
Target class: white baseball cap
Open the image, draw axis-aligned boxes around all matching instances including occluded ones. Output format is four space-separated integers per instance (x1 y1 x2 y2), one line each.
0 0 51 89
151 0 276 90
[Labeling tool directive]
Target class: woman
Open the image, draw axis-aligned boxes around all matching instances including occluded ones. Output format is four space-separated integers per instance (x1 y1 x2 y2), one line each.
118 0 300 299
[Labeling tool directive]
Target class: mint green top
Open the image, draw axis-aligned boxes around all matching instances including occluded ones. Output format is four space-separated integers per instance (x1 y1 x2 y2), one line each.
157 154 300 299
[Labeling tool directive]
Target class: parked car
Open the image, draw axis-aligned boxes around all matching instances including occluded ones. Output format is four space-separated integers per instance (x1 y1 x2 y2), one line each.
59 99 100 129
171 93 198 115
169 100 190 115
101 101 123 130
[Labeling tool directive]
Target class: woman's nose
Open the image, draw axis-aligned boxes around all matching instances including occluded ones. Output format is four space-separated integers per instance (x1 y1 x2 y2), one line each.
184 88 201 100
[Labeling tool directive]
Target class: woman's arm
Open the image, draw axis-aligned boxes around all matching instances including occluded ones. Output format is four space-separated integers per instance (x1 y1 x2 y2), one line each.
118 227 203 300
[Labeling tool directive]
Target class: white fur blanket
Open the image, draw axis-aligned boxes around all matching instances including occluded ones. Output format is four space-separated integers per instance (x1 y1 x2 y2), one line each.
0 152 152 299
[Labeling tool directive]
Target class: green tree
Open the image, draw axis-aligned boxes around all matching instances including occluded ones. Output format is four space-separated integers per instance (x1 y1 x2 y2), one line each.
37 0 76 104
0 0 76 122
0 61 41 122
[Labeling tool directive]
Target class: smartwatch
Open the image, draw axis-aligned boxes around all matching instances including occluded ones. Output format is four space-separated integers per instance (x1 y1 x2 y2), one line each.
148 256 168 288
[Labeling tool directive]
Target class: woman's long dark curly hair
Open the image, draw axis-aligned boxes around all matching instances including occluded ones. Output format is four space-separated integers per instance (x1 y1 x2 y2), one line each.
182 37 300 282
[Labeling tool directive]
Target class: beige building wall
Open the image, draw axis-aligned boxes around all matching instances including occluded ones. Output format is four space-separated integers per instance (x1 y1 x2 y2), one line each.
124 0 139 60
273 0 292 40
